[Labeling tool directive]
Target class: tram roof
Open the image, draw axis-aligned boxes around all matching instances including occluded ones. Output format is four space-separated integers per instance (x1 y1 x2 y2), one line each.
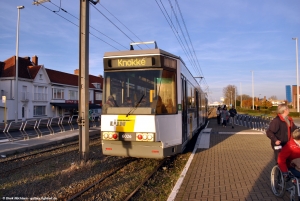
103 49 179 59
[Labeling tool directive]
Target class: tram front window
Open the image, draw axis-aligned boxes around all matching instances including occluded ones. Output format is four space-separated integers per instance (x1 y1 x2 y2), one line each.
102 69 176 115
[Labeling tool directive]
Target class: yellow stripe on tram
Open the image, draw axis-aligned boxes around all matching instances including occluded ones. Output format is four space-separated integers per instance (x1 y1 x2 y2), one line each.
116 115 136 132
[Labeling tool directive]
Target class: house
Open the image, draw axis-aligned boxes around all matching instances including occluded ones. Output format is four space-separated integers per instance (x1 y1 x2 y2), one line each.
0 55 103 122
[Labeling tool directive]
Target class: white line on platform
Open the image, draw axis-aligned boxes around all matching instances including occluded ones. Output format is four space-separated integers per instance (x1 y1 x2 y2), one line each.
7 142 29 146
167 122 209 201
0 139 9 143
218 132 264 134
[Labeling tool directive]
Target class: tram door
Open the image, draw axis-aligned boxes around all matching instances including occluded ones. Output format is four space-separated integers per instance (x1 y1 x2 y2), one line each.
181 76 188 143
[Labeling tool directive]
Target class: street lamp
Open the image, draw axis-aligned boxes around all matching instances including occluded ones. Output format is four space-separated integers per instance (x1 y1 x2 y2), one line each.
293 37 299 113
15 5 25 122
251 71 254 110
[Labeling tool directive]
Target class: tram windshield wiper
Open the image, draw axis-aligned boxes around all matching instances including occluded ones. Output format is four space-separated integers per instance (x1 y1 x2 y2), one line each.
126 94 145 117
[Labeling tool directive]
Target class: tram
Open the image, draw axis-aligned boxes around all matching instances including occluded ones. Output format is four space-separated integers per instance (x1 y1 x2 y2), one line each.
101 41 208 158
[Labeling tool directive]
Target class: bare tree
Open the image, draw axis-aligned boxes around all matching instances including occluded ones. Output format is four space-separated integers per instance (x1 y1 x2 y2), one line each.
269 95 277 100
223 85 238 106
236 94 251 101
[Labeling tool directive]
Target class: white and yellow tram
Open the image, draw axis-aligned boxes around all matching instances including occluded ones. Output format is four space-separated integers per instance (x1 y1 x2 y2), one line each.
101 42 208 158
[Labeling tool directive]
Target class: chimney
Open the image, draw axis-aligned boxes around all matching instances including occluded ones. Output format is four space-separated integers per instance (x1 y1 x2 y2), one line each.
32 55 38 65
74 69 79 75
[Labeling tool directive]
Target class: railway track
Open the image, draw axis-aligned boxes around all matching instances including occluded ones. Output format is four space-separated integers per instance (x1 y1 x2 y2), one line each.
66 157 168 201
0 136 101 175
67 157 137 201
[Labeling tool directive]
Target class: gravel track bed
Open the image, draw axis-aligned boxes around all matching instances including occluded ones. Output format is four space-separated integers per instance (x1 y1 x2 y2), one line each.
0 139 101 174
0 132 199 201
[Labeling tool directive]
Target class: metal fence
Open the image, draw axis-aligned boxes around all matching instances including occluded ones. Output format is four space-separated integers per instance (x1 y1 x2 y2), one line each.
235 114 273 133
1 115 101 142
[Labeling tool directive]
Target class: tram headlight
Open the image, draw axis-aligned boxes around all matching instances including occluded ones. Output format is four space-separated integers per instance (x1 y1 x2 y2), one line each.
102 132 119 140
136 133 154 142
147 134 153 140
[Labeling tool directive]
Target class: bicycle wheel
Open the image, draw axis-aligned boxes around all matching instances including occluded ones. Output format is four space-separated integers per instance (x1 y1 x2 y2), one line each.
271 165 286 197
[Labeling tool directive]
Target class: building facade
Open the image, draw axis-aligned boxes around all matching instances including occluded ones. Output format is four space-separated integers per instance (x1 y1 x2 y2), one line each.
292 85 300 109
286 85 292 103
0 55 103 122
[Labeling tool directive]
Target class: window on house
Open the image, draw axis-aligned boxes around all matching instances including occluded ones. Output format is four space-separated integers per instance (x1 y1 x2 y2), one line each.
95 92 102 100
92 83 101 89
69 90 78 100
34 106 46 116
53 88 64 99
34 86 47 100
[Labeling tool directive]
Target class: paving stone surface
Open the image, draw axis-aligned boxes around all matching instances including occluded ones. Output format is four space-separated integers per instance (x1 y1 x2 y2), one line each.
174 119 291 201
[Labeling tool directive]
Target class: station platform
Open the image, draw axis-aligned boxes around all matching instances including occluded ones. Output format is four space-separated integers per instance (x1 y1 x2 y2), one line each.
168 118 290 201
0 118 293 200
0 128 100 156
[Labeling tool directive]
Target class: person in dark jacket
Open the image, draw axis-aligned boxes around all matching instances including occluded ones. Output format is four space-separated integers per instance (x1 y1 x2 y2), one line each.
229 106 237 129
266 104 298 163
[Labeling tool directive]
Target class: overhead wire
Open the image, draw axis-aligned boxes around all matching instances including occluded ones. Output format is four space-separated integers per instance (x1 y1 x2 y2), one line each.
155 0 196 74
170 1 210 95
156 0 212 100
167 0 200 77
90 2 143 50
47 1 127 49
99 4 151 49
36 2 121 50
175 0 206 84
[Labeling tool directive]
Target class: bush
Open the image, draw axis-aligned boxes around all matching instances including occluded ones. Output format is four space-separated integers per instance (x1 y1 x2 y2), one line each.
289 112 300 117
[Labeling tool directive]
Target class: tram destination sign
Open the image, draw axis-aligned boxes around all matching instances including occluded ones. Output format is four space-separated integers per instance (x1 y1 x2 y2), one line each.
111 57 152 68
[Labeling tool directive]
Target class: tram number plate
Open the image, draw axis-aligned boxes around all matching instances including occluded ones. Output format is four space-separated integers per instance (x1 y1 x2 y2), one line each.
120 133 135 141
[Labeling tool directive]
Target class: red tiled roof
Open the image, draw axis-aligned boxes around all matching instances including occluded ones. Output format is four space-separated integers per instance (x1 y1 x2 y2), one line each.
28 66 42 79
1 55 103 89
0 56 33 79
46 68 103 89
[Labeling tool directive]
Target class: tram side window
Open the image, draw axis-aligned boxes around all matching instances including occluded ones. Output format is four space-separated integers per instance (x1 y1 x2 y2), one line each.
187 82 195 108
153 69 177 114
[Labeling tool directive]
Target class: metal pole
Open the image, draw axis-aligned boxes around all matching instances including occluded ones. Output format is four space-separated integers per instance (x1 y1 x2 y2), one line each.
235 86 236 108
15 6 24 122
2 96 7 126
240 82 242 108
252 71 254 110
230 91 232 106
293 38 299 113
79 0 90 162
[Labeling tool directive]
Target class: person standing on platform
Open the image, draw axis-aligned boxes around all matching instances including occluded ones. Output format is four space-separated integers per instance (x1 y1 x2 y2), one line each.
229 106 237 129
216 106 221 125
221 106 229 127
266 104 298 163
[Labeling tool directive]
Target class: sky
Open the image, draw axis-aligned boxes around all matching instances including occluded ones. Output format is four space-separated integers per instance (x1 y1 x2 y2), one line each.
1 0 300 103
